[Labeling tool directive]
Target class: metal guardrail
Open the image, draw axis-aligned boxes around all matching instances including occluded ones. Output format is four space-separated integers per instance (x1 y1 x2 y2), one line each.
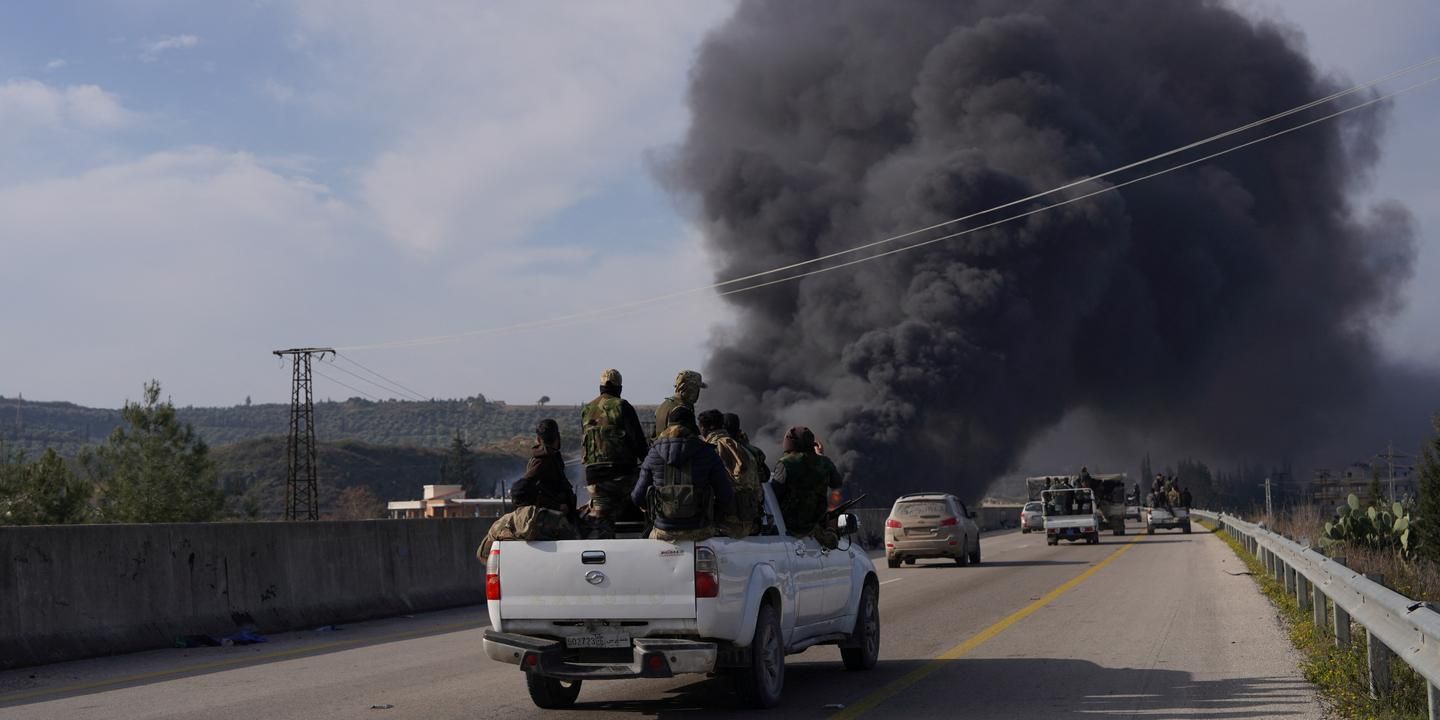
1195 510 1440 716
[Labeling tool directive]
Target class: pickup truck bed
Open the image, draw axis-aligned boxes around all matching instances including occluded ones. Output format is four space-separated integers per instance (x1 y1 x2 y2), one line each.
1145 506 1191 534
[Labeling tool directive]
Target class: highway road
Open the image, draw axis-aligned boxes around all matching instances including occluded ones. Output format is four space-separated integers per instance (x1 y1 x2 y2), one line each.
0 522 1324 719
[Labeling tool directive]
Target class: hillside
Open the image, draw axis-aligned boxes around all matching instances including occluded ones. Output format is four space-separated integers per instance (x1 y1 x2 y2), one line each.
214 437 534 519
0 395 639 457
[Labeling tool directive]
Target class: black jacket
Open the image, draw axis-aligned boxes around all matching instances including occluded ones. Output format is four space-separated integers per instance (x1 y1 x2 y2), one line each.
512 444 576 518
632 432 734 531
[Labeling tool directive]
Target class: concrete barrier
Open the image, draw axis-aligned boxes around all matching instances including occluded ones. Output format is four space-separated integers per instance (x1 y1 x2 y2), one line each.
1 518 494 670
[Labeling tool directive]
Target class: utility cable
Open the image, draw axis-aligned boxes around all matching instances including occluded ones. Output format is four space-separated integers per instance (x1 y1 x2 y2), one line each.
313 367 381 401
334 56 1440 352
334 353 430 401
713 71 1440 297
322 356 428 401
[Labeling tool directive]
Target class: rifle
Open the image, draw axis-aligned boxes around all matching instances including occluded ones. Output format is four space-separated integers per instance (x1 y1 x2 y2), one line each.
826 493 869 521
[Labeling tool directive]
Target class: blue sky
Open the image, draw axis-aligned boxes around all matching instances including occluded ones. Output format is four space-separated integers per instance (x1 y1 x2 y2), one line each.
1 1 1436 411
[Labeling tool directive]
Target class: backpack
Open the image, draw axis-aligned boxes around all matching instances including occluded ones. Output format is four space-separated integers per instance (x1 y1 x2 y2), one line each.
582 396 631 466
715 435 761 526
512 505 577 541
652 461 710 525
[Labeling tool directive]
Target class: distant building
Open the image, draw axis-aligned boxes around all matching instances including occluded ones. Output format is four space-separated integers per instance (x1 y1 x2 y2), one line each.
386 484 511 519
1312 461 1416 509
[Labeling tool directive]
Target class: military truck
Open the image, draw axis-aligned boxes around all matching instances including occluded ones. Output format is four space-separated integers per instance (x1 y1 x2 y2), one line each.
1025 473 1128 536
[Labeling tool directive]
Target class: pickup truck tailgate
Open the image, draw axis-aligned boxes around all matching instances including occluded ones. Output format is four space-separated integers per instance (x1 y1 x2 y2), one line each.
497 540 696 620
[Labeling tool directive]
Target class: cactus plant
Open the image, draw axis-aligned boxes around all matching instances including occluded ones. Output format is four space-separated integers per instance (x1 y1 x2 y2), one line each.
1322 493 1420 559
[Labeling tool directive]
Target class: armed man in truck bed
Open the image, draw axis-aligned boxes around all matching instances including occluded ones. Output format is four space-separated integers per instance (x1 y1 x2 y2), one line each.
579 369 650 538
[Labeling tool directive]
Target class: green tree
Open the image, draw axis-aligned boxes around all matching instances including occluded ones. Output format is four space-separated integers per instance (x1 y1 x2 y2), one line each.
440 430 478 496
85 380 223 523
1416 417 1440 563
0 446 92 525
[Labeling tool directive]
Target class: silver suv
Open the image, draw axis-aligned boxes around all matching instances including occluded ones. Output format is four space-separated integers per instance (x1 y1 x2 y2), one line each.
884 493 981 568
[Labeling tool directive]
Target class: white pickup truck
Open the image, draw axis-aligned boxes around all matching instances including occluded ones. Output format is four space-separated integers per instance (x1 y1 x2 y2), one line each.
481 485 880 709
1041 488 1102 545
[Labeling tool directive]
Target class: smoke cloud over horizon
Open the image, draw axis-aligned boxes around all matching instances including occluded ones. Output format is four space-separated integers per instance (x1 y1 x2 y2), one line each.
671 0 1419 500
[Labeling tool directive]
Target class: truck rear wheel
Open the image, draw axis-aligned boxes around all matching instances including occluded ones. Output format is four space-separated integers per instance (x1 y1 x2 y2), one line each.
735 604 784 708
886 555 900 569
525 674 582 709
841 581 879 671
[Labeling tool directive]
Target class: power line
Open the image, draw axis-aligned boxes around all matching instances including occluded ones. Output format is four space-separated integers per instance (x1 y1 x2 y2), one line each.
714 72 1440 296
334 56 1440 353
321 356 427 401
312 366 381 401
333 353 429 401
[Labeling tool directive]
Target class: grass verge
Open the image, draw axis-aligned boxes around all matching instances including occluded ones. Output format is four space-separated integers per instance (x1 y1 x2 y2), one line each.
1197 519 1427 719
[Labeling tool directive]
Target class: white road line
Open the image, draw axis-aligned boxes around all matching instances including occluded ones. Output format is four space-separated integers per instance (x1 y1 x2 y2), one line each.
879 578 904 586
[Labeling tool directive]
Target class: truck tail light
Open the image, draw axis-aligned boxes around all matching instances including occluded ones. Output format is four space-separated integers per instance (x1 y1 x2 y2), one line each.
939 517 958 526
695 546 719 599
885 519 902 528
485 547 501 600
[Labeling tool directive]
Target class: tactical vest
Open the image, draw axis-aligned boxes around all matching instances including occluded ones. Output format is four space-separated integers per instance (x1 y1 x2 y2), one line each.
582 395 631 466
652 462 710 525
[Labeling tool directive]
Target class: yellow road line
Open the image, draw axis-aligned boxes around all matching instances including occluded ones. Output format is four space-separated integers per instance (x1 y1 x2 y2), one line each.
832 535 1143 720
0 619 487 705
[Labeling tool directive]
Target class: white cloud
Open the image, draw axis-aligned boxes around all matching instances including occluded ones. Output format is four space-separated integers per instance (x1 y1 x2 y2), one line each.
140 33 200 61
260 78 296 103
44 58 67 71
290 1 731 256
0 79 133 131
0 148 360 406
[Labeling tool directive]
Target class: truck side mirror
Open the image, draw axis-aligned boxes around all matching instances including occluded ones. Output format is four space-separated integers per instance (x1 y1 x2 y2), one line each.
837 513 859 536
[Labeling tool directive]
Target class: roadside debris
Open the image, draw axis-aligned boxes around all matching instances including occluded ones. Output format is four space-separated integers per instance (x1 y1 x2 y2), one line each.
370 704 394 710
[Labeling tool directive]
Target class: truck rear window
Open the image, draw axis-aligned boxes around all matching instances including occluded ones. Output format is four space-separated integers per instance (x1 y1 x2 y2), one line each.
894 500 947 518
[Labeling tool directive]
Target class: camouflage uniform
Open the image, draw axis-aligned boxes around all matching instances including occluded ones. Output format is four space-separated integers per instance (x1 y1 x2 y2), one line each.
580 369 650 538
653 370 705 440
770 427 843 543
704 427 760 539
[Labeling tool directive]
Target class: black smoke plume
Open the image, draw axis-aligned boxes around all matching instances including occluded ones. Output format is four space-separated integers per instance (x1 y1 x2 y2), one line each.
671 0 1418 501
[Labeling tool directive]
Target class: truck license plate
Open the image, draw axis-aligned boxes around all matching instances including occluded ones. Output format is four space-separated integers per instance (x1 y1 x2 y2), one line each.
566 628 630 649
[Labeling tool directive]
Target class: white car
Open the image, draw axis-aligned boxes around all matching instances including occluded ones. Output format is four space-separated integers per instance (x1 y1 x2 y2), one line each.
481 485 879 709
1020 501 1044 533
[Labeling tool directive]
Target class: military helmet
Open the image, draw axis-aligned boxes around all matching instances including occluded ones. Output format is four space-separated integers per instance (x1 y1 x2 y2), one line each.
600 368 623 387
674 370 707 390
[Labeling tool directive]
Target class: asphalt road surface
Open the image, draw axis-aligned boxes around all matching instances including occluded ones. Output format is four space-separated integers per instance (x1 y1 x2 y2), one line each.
0 522 1324 719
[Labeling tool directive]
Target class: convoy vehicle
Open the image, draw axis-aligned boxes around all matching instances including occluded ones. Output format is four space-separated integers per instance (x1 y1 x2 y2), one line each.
1020 501 1044 533
883 492 982 567
1145 505 1192 534
481 485 879 709
1025 473 1129 535
1041 488 1102 545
